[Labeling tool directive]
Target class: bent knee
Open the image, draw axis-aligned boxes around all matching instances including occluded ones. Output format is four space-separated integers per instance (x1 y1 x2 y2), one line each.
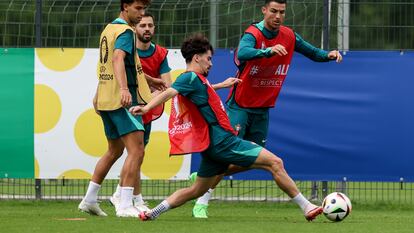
269 156 285 171
189 186 209 198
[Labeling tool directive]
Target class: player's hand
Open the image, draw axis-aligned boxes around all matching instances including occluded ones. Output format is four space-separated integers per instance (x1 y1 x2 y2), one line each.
328 50 342 63
146 74 168 91
129 105 148 115
220 77 241 88
120 88 132 107
270 44 288 56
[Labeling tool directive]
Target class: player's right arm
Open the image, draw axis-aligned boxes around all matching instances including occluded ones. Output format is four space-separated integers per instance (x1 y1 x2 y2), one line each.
130 87 178 115
113 30 135 107
237 34 274 62
131 71 202 115
237 33 287 61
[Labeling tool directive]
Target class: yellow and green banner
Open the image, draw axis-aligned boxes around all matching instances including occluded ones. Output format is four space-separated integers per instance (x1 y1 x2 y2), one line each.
0 48 34 178
1 48 189 180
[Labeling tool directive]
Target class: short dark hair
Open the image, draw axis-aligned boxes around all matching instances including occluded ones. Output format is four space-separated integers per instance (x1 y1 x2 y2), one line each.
120 0 151 11
181 33 214 63
142 12 155 21
265 0 287 5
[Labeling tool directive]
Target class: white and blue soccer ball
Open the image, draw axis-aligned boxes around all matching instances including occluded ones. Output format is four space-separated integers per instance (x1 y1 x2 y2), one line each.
322 192 352 222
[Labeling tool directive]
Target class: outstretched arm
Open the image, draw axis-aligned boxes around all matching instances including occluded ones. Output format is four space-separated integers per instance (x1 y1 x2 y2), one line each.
295 32 342 63
130 87 178 115
212 77 242 90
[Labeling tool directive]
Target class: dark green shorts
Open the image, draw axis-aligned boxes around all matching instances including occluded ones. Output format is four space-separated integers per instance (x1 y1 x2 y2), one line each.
227 107 269 147
99 107 144 140
197 136 263 177
143 122 152 146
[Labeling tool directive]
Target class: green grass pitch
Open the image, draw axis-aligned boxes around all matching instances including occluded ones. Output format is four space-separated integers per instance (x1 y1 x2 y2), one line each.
1 200 413 233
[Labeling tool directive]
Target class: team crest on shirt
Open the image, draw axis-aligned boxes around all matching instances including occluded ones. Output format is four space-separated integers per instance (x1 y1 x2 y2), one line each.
234 124 241 132
99 36 109 64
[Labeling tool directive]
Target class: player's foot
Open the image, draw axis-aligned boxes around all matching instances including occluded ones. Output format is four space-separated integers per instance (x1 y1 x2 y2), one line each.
109 194 120 211
189 172 197 183
78 200 107 217
116 206 140 218
304 204 323 221
192 203 208 218
139 211 154 221
134 201 151 213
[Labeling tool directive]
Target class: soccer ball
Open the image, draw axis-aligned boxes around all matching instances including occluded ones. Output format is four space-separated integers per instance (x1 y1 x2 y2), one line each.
322 192 352 222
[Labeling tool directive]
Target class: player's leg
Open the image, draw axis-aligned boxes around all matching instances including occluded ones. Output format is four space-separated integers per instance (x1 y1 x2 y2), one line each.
191 107 250 217
143 122 151 146
109 108 145 217
111 122 151 212
140 176 218 221
212 137 322 221
244 111 269 147
140 155 227 221
191 173 223 218
116 130 145 217
133 122 152 212
79 112 125 216
249 148 323 221
79 138 124 216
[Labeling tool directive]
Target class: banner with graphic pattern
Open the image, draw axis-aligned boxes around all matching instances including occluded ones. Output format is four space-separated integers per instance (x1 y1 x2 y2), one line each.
1 48 190 180
2 49 414 181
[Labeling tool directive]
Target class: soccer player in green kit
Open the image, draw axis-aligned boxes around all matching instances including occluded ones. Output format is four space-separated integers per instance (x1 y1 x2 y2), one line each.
191 0 342 218
109 12 172 213
78 0 156 218
130 33 323 222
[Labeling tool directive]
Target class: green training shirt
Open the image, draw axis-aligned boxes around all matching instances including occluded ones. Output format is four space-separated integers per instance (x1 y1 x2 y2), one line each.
171 72 234 146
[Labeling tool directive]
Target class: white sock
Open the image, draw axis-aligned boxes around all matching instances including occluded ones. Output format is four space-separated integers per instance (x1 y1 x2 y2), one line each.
113 184 121 197
119 187 134 209
133 193 144 204
150 200 170 219
196 188 214 205
84 181 101 204
292 193 311 212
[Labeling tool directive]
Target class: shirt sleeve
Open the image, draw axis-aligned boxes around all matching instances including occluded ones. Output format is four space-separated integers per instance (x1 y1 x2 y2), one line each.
237 33 273 61
171 72 201 97
159 57 172 75
114 30 134 55
294 32 330 62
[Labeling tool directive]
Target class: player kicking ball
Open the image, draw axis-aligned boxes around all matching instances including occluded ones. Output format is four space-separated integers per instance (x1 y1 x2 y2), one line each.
129 33 323 221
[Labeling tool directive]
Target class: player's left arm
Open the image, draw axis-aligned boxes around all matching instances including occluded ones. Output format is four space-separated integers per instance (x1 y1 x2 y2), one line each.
145 73 167 91
149 57 173 96
295 32 342 63
212 77 241 90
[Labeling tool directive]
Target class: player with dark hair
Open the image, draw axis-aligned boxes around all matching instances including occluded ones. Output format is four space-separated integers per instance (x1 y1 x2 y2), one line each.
130 33 323 222
191 0 342 218
78 0 153 218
